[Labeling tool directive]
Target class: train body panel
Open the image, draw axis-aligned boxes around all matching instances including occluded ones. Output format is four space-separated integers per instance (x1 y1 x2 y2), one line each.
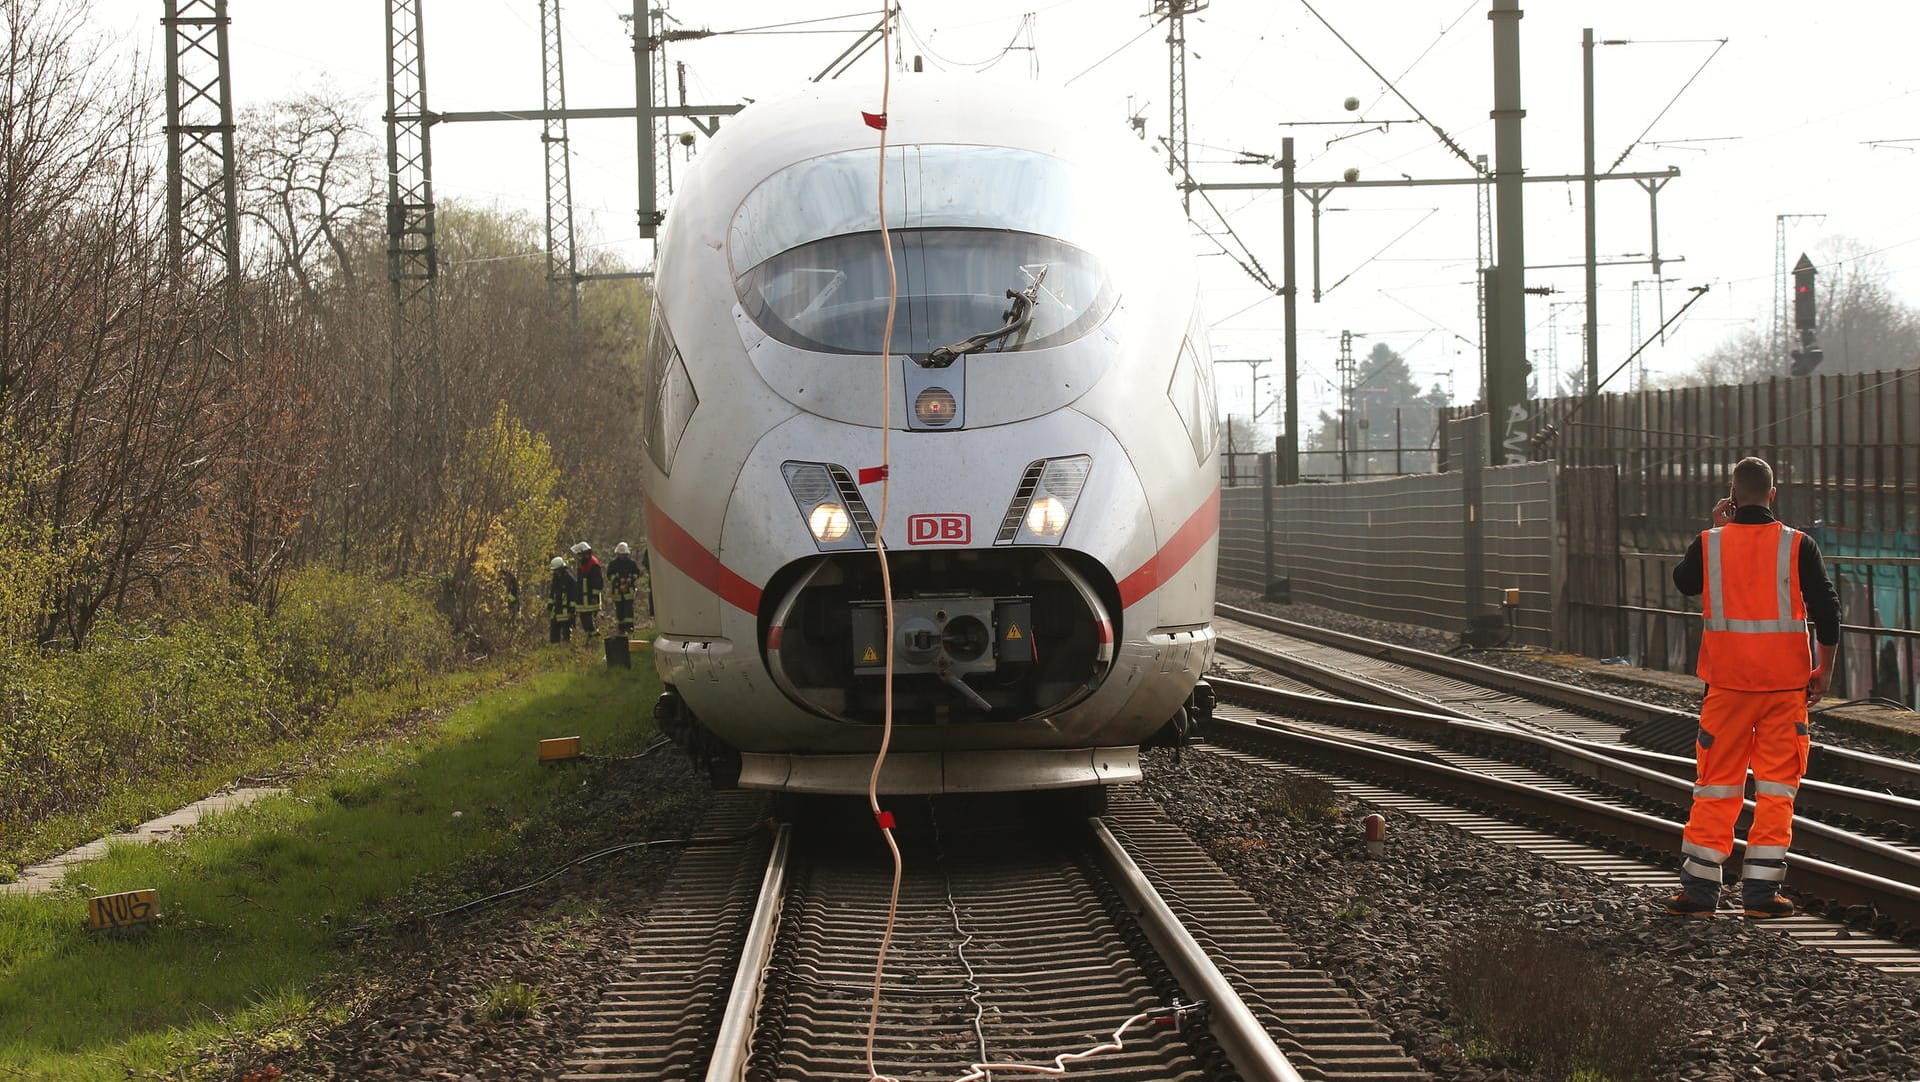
641 74 1218 794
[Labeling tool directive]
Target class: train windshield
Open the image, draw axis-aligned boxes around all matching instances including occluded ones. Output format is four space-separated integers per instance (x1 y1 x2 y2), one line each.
731 145 1118 357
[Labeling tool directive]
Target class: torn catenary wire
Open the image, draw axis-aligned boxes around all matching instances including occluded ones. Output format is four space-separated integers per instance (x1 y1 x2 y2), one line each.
334 820 770 940
863 7 906 1079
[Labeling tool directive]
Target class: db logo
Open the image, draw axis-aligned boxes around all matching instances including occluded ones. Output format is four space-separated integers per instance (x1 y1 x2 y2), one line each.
907 514 971 546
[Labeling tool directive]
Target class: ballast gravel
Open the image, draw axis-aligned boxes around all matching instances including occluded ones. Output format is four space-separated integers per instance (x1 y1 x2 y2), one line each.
1141 747 1920 1082
217 609 1920 1082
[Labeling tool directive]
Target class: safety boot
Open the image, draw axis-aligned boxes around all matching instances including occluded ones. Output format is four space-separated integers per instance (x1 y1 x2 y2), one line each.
1742 889 1795 920
1664 872 1720 919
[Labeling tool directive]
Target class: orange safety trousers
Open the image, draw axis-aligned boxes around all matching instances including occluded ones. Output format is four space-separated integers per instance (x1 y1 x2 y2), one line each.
1680 685 1811 884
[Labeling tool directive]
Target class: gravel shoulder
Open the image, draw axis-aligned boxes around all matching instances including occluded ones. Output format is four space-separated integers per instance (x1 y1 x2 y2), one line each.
1142 747 1920 1082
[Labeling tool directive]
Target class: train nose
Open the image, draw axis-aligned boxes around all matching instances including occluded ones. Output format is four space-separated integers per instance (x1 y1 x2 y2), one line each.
761 549 1117 726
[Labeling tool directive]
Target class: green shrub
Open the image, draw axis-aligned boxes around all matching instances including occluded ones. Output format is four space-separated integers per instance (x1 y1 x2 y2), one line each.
0 611 282 832
266 566 457 703
0 569 460 844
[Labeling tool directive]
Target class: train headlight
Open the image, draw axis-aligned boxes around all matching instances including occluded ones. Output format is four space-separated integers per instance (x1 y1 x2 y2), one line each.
809 502 852 542
1025 496 1068 537
782 462 875 551
997 455 1091 546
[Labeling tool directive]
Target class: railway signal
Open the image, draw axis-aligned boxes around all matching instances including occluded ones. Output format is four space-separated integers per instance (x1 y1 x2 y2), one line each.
1789 253 1825 376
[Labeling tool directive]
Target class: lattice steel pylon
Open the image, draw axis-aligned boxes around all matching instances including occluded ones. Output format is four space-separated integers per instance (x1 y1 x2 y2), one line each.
1474 152 1491 392
1154 0 1206 214
385 0 442 460
649 5 673 210
163 0 240 289
540 0 579 321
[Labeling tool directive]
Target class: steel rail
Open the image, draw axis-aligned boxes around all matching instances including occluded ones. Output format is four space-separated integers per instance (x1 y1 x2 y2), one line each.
1217 603 1920 792
704 823 792 1082
1086 819 1307 1082
1211 670 1920 828
1212 678 1920 890
1204 696 1920 928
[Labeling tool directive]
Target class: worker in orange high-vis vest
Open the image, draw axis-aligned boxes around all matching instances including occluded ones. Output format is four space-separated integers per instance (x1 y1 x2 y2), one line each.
1667 456 1840 919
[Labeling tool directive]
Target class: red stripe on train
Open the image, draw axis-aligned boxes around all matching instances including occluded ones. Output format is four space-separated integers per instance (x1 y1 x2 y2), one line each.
644 496 764 615
1114 488 1221 609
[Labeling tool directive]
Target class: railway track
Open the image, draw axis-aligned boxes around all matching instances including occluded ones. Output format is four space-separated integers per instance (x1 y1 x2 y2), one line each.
564 794 1425 1081
1201 679 1920 975
1214 604 1920 799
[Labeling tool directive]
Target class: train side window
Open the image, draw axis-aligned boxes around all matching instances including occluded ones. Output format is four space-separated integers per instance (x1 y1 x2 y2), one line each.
643 307 699 473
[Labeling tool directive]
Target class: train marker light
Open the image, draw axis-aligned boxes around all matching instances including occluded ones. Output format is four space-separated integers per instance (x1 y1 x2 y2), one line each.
86 888 157 932
914 386 958 427
808 502 852 542
539 736 583 763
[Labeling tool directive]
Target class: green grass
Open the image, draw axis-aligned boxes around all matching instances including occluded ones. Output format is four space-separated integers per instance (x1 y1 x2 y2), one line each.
474 981 543 1022
1 655 536 879
0 646 662 1081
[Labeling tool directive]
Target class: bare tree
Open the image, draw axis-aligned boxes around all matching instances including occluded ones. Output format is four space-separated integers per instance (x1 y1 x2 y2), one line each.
237 90 380 299
1669 237 1920 386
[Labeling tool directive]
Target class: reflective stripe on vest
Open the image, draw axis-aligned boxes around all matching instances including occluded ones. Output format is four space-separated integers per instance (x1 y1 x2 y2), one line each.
1702 526 1804 634
1698 521 1812 691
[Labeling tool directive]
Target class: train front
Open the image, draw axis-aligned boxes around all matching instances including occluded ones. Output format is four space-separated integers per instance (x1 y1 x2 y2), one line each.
643 75 1220 794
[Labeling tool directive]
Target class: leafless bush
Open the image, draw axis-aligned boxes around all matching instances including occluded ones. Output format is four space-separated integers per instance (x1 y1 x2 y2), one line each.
1256 771 1342 823
1441 919 1680 1081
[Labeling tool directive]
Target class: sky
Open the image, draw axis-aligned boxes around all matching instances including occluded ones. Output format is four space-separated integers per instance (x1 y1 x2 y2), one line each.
82 0 1920 441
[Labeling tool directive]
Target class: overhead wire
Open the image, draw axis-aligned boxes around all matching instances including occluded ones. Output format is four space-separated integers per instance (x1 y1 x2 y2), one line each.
1306 0 1476 172
1607 38 1728 173
1192 187 1280 295
710 10 878 35
1295 0 1479 173
1062 18 1158 86
902 11 1028 70
1321 207 1440 296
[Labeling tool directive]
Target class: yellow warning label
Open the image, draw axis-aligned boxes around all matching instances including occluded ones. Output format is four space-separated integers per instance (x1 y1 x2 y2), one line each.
861 643 880 662
1005 623 1023 640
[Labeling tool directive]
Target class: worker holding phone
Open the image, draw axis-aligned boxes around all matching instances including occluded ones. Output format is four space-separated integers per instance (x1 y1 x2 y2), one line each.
1666 456 1840 919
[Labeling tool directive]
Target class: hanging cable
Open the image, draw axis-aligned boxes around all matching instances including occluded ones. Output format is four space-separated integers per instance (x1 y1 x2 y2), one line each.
862 6 905 1079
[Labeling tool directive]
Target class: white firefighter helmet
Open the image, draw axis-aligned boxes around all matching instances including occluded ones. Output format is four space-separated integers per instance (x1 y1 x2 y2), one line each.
549 556 567 570
570 540 591 555
614 541 631 555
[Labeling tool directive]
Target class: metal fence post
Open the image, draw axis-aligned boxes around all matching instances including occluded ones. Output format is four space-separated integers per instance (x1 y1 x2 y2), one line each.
1260 452 1275 592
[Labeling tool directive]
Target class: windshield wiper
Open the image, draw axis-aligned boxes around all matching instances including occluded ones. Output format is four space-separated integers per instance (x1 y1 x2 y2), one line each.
922 266 1050 369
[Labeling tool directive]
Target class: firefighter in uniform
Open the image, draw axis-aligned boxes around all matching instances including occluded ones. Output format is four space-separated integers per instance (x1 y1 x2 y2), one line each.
546 556 577 643
572 541 605 639
608 541 644 636
1667 456 1840 919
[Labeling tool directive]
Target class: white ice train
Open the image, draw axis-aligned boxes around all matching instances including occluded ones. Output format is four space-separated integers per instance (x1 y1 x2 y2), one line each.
641 74 1220 795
